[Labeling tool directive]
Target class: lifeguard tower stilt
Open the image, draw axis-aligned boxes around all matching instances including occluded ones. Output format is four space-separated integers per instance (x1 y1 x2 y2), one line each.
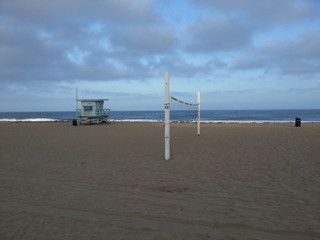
76 99 111 124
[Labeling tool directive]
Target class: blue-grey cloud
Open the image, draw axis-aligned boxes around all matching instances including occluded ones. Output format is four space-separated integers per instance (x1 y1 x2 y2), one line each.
233 32 320 75
0 0 171 83
109 28 178 55
193 0 319 28
1 0 160 26
185 16 252 52
154 56 227 78
259 32 320 59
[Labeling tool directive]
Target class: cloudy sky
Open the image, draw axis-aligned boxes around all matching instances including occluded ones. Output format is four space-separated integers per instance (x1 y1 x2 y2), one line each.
1 0 320 111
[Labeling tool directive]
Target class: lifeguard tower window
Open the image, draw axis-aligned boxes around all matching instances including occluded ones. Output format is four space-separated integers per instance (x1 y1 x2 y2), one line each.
76 99 110 124
84 106 93 111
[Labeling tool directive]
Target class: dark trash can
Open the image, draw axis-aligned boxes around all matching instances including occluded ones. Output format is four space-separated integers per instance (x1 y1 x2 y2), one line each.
295 118 301 127
72 119 78 126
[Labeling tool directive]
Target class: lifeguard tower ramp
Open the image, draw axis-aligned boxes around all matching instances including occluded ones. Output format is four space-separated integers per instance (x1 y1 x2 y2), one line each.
76 99 110 124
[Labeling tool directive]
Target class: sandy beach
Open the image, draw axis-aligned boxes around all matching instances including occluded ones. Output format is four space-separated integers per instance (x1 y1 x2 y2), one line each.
0 122 319 239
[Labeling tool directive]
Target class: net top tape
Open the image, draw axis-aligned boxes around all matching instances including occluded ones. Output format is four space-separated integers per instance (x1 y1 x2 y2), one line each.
171 96 198 106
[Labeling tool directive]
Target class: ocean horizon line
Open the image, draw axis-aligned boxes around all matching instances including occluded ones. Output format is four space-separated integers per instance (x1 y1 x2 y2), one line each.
1 108 320 113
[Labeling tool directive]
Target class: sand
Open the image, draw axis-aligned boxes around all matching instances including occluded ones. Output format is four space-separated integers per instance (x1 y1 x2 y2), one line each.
0 121 319 240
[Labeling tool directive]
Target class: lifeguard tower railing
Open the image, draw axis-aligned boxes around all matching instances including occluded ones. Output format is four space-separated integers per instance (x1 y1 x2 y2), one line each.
76 108 111 124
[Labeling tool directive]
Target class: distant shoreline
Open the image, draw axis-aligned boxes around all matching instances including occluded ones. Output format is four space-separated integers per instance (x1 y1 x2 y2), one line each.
1 119 320 123
1 109 320 123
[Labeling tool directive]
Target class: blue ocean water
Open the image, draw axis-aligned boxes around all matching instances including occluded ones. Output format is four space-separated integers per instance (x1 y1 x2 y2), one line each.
0 109 320 123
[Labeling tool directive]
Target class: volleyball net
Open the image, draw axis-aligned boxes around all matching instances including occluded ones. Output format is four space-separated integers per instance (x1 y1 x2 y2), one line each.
164 72 200 160
170 95 200 123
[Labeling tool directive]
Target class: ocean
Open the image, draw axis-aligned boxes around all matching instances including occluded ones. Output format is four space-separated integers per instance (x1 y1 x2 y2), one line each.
0 109 320 123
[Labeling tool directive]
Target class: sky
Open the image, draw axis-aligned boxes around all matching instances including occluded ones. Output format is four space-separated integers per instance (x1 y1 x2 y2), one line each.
1 0 320 111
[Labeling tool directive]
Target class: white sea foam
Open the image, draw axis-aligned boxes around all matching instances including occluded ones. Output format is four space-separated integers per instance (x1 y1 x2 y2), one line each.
200 120 320 123
200 120 292 123
110 119 161 123
0 118 58 122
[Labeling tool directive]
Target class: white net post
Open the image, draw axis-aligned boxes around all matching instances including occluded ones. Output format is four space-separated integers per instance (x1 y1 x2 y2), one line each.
164 72 171 160
197 91 201 136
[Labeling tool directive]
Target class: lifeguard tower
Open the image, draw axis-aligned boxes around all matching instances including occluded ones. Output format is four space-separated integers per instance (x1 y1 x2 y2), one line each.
76 99 111 124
